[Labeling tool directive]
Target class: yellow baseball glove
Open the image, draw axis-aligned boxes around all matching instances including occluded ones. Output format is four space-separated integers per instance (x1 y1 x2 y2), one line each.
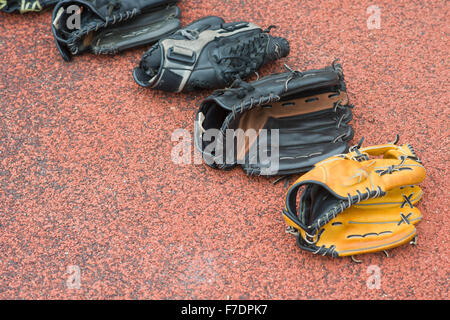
283 140 426 257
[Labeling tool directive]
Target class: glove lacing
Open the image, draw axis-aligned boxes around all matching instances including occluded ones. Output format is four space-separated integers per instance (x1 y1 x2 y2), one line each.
216 32 274 84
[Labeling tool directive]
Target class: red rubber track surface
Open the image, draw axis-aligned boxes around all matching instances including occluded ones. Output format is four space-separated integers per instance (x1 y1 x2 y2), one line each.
0 0 448 299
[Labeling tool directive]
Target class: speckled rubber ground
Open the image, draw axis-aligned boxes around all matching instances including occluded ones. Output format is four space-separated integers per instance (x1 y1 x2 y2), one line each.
0 0 448 299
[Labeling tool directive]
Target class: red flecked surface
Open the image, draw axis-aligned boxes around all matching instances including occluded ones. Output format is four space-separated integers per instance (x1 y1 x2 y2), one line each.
0 0 448 300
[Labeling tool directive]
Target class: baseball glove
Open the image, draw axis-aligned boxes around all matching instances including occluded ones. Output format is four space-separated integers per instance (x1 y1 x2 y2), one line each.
194 62 354 176
52 0 181 61
132 16 290 92
283 140 426 257
1 0 57 13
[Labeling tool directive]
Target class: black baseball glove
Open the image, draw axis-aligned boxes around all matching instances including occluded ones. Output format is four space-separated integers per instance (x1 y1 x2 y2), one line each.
1 0 57 13
52 0 181 61
133 16 290 92
194 62 354 176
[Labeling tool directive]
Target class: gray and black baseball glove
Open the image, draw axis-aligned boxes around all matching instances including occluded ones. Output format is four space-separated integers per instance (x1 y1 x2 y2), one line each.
133 16 290 92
